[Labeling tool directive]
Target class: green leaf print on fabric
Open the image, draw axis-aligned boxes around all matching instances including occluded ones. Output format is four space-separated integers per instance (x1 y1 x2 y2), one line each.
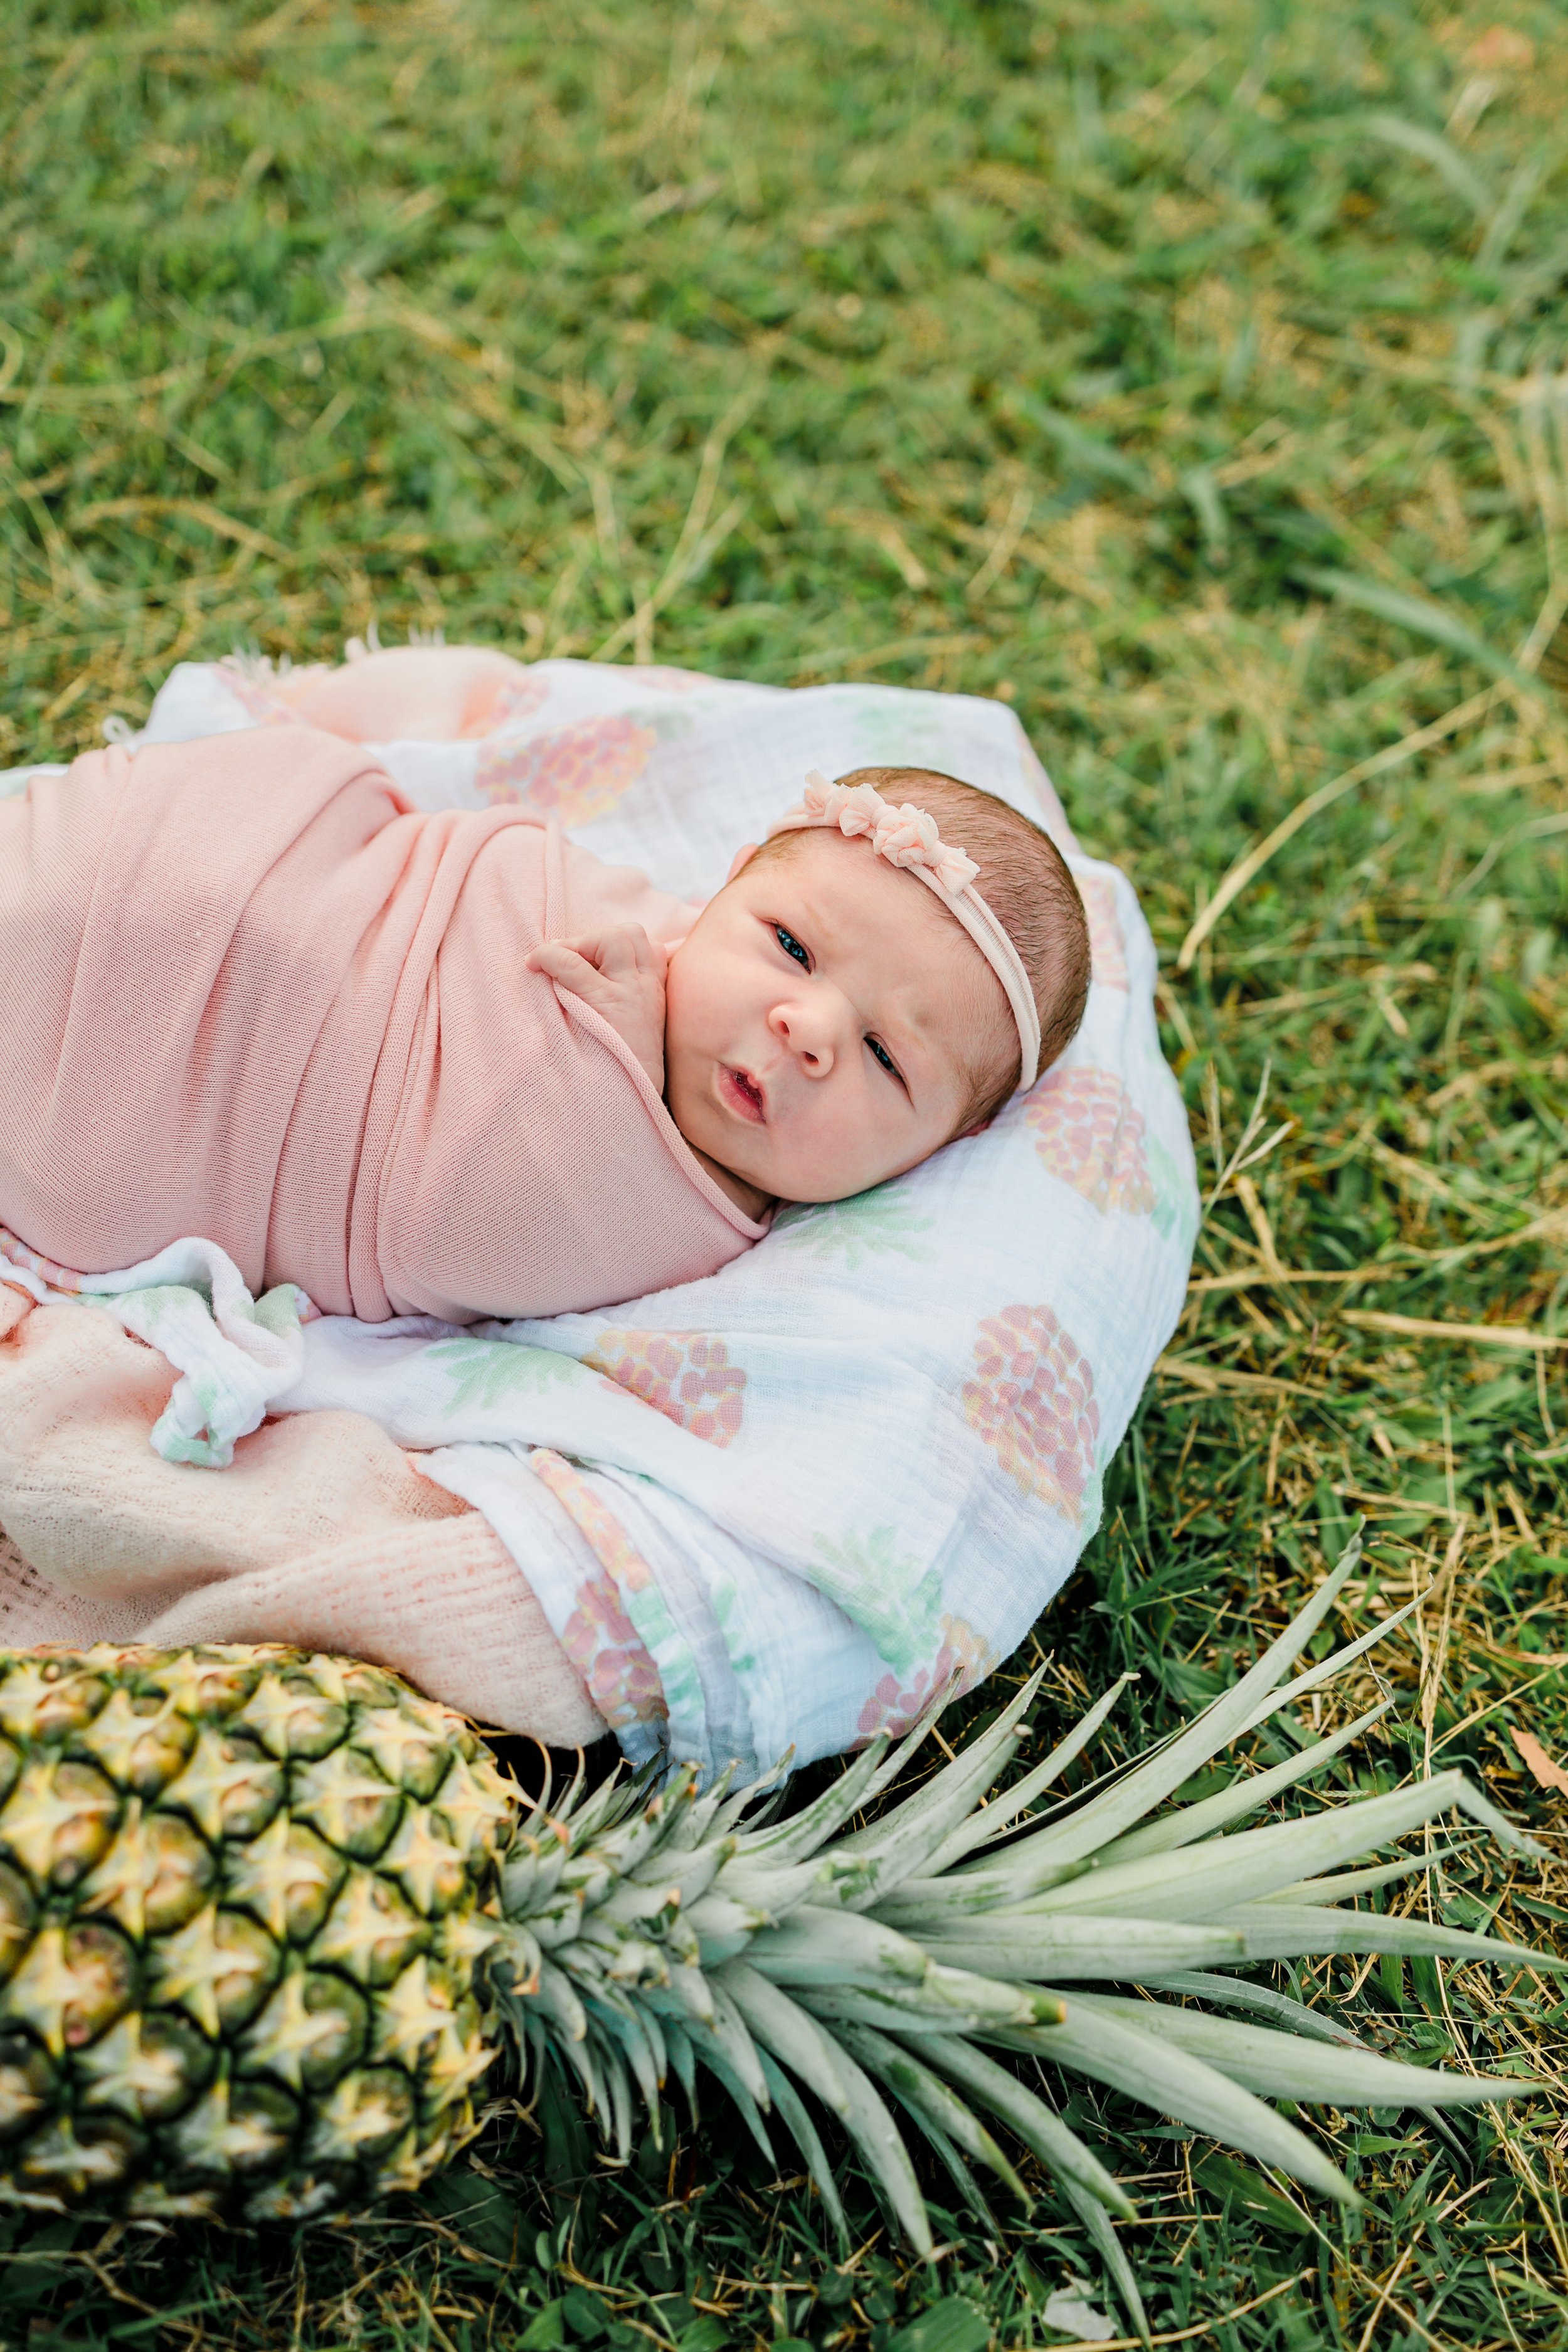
810 1528 945 1678
843 696 946 769
1147 1136 1198 1248
153 1382 230 1468
530 1450 720 1757
247 1283 309 1340
95 1277 302 1343
107 1301 231 1465
772 1188 935 1270
428 1337 591 1416
708 1572 760 1687
112 1284 200 1345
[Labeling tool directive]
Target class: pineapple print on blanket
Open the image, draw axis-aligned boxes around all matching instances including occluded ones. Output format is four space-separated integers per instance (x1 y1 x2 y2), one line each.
1078 870 1129 992
477 714 655 825
584 1330 746 1447
529 1453 667 1735
1025 1068 1158 1219
962 1304 1101 1525
481 675 550 733
855 1614 996 1745
806 1528 999 1748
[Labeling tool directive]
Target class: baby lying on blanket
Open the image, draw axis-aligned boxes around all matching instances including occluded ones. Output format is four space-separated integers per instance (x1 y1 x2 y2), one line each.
0 647 1089 1325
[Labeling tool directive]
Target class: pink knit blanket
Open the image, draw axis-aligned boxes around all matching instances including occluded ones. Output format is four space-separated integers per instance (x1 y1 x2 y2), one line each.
0 729 762 1323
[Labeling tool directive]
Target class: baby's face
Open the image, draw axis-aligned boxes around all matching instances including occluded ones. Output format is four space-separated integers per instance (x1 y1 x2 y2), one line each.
664 829 1009 1206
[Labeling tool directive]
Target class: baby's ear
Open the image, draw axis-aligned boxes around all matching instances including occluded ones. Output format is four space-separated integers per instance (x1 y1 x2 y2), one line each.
726 840 760 883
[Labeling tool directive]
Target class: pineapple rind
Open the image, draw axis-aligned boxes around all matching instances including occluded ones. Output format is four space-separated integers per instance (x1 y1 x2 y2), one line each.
0 1644 508 2219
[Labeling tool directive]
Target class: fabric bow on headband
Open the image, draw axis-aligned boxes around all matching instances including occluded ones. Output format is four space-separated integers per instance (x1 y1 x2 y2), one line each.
765 770 1042 1093
790 773 980 893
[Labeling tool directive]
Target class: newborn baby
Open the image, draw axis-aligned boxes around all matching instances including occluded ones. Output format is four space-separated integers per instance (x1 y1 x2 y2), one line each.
531 764 1090 1216
0 656 1089 1324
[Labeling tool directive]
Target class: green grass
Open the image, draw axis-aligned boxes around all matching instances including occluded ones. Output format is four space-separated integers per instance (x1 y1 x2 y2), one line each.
4 0 1568 2343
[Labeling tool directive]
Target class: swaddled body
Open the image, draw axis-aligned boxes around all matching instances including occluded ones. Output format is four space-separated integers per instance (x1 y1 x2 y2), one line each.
0 728 765 1322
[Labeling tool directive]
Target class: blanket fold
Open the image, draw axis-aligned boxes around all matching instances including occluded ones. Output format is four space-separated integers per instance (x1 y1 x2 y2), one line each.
0 1288 605 1746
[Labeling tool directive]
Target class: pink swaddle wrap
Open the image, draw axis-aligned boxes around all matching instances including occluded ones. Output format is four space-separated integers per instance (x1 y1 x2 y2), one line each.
0 727 765 1322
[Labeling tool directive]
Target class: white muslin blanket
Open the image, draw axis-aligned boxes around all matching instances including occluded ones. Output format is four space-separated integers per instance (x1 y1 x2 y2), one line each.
2 658 1197 1779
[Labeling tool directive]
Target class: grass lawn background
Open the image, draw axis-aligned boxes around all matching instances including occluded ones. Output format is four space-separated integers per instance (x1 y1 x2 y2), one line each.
3 0 1567 2343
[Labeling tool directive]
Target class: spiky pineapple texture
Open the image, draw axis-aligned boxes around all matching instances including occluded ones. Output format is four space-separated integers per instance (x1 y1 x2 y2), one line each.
0 1544 1559 2322
0 1645 514 2220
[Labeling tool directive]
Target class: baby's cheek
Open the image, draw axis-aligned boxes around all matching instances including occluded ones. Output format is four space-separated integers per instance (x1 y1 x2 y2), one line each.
660 988 688 1061
659 1000 706 1130
660 943 717 1053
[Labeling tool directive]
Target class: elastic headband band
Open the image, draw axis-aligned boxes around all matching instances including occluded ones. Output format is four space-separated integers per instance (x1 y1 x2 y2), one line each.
765 770 1041 1093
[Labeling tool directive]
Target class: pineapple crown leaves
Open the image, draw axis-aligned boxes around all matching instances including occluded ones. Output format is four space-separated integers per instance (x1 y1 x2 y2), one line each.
495 1530 1563 2275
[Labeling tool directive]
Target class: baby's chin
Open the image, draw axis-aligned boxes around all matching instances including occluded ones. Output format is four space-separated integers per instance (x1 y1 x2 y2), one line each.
684 1129 862 1209
718 1143 920 1207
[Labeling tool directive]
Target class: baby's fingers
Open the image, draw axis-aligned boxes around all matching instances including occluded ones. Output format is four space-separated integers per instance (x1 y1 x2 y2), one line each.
524 939 607 997
524 930 666 1092
596 923 667 978
538 924 662 978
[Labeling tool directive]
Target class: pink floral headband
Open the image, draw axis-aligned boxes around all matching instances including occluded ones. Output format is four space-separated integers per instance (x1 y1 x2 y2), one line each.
765 770 1042 1093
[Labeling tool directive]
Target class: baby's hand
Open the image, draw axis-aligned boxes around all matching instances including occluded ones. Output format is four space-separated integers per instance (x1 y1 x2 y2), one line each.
524 925 668 1092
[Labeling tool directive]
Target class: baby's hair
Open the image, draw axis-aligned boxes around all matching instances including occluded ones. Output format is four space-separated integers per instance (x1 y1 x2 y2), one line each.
756 765 1091 1130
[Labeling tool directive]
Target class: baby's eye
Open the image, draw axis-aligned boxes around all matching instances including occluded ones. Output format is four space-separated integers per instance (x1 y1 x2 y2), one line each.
867 1037 899 1078
775 924 810 968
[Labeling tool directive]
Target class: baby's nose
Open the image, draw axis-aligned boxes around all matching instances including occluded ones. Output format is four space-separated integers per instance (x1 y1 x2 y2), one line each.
769 999 839 1076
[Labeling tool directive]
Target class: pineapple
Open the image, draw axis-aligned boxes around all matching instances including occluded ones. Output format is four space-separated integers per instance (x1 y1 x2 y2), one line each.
0 1645 512 2220
0 1537 1558 2319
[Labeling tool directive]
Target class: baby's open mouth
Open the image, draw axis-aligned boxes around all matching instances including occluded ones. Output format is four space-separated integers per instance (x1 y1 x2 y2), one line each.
721 1064 766 1123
